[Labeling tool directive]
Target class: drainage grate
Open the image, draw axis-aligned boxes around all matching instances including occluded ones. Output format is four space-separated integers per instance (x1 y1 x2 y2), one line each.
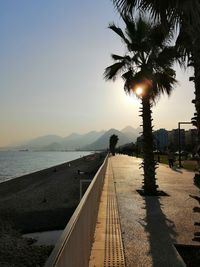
104 165 125 267
89 161 125 267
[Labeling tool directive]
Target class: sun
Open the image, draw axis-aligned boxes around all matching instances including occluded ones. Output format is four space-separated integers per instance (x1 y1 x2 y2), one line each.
135 87 143 96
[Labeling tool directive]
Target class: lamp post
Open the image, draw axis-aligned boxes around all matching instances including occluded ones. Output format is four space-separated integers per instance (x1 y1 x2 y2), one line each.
157 139 160 162
178 121 192 167
154 136 160 162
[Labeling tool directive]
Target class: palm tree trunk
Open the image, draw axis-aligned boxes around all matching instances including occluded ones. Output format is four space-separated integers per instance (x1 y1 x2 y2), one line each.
141 96 158 195
193 40 200 174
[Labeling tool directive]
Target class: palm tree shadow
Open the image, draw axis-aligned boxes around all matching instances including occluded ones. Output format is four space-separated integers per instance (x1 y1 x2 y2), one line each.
172 167 183 173
190 194 200 242
141 196 184 267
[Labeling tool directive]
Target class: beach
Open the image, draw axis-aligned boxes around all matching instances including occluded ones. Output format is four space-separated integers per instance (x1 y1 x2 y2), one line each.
0 152 106 233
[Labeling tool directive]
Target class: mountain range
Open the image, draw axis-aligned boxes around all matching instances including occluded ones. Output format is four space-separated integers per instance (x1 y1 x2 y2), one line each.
11 126 141 151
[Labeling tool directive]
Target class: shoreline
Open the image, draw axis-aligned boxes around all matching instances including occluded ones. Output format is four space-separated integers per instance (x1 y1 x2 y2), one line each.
0 150 94 183
0 152 93 186
0 152 106 233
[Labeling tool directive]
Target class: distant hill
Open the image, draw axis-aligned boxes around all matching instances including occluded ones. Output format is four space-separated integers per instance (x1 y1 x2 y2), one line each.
83 128 134 150
15 131 106 151
121 126 141 141
60 131 106 150
42 142 63 151
10 126 140 151
19 135 63 150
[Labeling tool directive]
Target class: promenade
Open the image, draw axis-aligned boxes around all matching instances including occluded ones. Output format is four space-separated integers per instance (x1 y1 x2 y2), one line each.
89 155 200 267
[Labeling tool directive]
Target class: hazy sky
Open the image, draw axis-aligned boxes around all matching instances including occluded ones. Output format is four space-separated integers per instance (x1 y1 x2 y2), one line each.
0 0 195 146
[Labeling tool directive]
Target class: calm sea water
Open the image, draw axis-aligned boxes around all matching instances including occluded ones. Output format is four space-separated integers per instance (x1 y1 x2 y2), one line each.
0 151 92 183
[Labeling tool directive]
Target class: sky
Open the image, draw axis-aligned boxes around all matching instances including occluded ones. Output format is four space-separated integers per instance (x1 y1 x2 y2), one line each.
0 0 195 147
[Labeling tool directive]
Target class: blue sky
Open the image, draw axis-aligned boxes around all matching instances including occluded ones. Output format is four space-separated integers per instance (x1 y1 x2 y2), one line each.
0 0 195 146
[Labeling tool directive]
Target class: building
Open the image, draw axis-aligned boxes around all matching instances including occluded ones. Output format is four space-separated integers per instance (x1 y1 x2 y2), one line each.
168 129 185 151
153 129 168 152
185 129 198 150
137 128 197 153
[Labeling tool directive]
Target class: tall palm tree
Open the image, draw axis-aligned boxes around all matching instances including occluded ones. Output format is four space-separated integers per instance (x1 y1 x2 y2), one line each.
104 16 178 195
109 134 119 155
112 0 200 174
112 0 200 27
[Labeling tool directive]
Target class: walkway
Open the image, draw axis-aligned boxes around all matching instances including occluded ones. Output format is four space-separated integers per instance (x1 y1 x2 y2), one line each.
89 160 125 267
90 155 200 267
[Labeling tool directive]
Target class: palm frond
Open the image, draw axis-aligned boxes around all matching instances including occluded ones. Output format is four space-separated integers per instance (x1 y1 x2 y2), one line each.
175 26 192 67
112 0 139 14
105 16 178 101
123 70 149 95
113 0 200 30
152 68 177 99
108 23 131 46
154 46 181 69
104 62 126 81
111 54 132 62
122 69 134 93
177 0 200 29
123 15 151 53
149 23 172 47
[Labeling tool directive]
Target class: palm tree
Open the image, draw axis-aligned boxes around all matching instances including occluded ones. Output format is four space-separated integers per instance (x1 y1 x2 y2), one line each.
112 0 200 174
104 16 178 195
112 0 200 27
109 134 119 155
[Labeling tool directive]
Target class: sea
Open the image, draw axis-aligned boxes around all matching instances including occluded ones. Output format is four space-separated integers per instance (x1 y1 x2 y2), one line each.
0 151 92 183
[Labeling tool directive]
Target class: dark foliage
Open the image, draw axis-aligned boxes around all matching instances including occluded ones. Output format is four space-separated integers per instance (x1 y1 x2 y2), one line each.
109 134 119 156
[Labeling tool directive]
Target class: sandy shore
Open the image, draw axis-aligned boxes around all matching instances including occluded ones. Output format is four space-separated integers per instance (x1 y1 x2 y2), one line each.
0 152 105 233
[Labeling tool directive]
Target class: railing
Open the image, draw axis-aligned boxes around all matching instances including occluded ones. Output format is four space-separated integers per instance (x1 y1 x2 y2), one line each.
45 154 108 267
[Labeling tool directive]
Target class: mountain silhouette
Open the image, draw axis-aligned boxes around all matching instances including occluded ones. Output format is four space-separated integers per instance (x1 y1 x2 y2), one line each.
11 127 139 151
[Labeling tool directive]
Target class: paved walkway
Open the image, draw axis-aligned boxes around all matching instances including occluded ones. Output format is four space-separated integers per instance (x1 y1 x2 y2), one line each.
89 160 125 267
111 155 200 267
90 155 200 267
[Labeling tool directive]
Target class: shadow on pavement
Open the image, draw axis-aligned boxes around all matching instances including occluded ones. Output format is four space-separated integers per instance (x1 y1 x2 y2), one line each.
172 167 183 173
142 196 184 267
190 194 200 242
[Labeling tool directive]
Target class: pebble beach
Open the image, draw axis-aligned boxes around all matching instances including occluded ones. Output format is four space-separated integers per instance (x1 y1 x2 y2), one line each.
0 153 105 233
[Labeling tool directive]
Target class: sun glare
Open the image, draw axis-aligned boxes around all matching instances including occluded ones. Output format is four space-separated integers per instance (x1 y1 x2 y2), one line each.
135 87 143 96
125 94 135 104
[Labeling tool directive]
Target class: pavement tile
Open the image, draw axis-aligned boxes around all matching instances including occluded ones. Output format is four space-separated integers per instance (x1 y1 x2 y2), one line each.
111 155 199 267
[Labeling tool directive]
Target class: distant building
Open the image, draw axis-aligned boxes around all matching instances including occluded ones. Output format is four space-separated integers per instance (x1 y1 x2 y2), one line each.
168 129 185 151
185 129 198 150
153 129 168 152
137 127 197 153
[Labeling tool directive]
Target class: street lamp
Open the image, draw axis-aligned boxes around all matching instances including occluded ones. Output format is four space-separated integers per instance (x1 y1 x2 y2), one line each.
178 121 192 167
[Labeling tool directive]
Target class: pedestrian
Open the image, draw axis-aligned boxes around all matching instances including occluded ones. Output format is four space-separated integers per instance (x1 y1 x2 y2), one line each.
168 151 175 168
